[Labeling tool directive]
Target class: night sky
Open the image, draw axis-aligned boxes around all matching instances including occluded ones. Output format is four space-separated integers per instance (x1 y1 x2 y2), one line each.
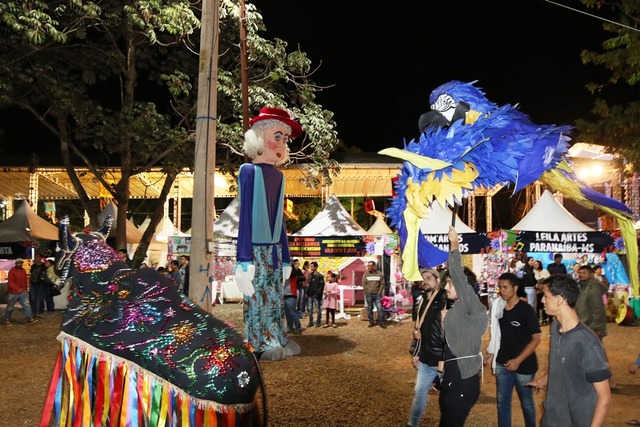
251 0 613 152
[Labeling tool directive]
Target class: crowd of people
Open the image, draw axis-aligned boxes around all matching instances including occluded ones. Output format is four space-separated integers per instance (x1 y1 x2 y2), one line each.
405 244 639 427
3 250 191 326
281 258 392 333
4 253 60 325
1 231 636 426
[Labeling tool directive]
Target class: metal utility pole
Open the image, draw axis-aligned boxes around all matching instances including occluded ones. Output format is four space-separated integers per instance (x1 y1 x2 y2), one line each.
191 0 220 312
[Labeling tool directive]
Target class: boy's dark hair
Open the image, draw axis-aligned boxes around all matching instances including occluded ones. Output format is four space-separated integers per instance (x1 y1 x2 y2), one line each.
544 274 580 307
498 272 520 287
170 260 180 268
499 272 525 297
579 264 594 273
553 253 562 260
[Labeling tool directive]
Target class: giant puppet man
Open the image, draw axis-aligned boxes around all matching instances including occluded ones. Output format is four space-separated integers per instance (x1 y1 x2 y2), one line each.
380 80 638 298
234 107 302 361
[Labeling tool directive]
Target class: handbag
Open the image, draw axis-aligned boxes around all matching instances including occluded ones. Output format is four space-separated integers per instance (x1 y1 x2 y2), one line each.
52 284 62 296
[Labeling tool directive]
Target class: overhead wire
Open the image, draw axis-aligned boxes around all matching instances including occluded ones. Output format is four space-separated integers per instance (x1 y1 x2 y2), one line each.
543 0 640 33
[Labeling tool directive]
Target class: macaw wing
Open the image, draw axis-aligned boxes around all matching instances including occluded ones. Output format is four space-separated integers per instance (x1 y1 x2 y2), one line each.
379 147 452 172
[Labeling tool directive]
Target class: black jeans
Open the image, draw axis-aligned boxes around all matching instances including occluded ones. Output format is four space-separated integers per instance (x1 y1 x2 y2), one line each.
438 373 480 427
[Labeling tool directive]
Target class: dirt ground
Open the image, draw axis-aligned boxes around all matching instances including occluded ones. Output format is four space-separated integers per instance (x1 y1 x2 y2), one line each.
1 303 639 427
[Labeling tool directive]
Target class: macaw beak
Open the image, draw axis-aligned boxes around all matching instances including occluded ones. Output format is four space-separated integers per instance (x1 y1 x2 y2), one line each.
418 110 450 133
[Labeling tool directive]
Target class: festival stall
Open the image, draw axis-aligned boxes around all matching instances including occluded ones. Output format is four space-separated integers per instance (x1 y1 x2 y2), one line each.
289 194 371 316
504 190 635 320
506 190 624 271
0 200 59 303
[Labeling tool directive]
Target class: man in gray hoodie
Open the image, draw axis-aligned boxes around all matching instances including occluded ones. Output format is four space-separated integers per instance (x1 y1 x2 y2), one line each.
439 227 488 427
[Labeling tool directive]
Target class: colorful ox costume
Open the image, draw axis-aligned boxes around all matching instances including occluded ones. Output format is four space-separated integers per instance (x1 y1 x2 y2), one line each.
234 107 303 361
41 217 265 426
381 80 638 293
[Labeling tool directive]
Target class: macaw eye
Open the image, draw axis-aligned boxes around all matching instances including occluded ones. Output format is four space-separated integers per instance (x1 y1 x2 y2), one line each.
431 94 456 113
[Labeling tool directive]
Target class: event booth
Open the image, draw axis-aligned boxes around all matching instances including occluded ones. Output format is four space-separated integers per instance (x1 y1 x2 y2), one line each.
0 200 60 304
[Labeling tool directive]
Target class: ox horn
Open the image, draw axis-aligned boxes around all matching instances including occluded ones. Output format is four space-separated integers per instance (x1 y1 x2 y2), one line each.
97 215 113 238
58 216 76 252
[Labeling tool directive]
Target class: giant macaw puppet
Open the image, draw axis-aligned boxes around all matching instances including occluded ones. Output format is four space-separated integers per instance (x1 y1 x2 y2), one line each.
234 107 302 361
380 80 638 297
41 217 265 427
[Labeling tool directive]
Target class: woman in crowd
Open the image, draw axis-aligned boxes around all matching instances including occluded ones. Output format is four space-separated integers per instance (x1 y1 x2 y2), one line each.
533 259 550 325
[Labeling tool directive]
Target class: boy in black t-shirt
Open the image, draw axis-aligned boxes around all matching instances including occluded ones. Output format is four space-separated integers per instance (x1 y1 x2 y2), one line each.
490 273 541 427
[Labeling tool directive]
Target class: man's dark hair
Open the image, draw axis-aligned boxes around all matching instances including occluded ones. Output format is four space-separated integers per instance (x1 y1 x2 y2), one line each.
544 274 580 307
170 260 180 268
442 269 476 289
499 272 525 297
310 261 318 268
553 253 562 260
579 264 594 273
498 272 520 287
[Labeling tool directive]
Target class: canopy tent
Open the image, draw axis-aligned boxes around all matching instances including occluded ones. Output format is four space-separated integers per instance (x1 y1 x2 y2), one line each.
292 194 367 237
420 200 484 278
139 215 188 242
367 216 394 236
98 202 144 244
214 197 240 239
0 200 58 242
513 190 594 231
289 194 368 258
420 200 476 233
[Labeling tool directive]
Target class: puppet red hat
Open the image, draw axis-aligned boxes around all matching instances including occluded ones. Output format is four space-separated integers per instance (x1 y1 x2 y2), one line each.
248 107 303 139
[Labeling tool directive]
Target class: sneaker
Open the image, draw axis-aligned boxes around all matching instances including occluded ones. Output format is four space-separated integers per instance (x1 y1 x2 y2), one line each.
307 323 313 328
315 324 321 328
379 323 387 329
27 318 39 325
368 324 375 328
322 324 330 328
4 320 10 326
332 324 338 328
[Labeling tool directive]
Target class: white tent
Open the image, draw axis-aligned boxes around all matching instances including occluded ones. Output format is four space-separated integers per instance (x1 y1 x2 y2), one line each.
367 216 394 236
420 200 476 233
213 197 240 239
420 200 482 280
513 190 594 231
292 194 367 236
139 215 188 242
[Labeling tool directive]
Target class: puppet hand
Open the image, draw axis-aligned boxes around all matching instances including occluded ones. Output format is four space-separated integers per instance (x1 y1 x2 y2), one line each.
234 262 255 296
282 263 292 285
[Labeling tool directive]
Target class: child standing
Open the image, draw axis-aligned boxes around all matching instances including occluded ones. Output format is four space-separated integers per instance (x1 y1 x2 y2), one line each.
322 272 340 328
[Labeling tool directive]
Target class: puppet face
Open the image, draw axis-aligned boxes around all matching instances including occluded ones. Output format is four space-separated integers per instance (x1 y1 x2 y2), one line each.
252 123 290 165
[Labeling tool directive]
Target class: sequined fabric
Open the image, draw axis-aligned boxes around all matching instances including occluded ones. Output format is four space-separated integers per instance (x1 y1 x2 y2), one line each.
42 219 264 426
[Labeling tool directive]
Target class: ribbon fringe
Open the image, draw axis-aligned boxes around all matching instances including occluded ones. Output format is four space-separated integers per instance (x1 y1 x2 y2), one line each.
41 332 254 427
